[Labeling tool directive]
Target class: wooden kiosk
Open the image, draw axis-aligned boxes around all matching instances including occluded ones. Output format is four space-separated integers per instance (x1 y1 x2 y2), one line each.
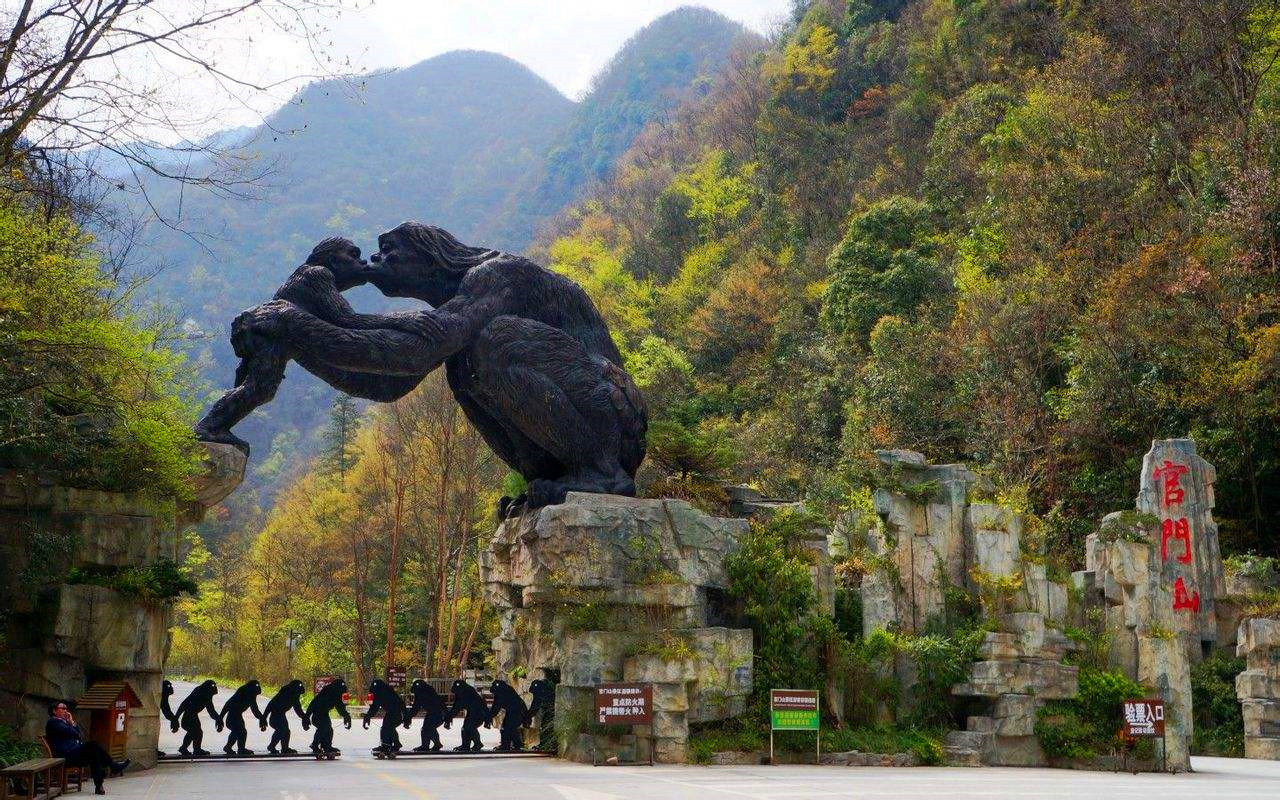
76 681 142 760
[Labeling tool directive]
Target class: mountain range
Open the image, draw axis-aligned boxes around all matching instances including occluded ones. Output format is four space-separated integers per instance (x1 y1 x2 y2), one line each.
128 6 759 509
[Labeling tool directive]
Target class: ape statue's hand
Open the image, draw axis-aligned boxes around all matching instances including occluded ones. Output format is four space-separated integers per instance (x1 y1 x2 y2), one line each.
343 719 352 730
259 721 268 732
443 719 451 730
215 720 224 733
401 719 411 729
302 720 310 731
170 721 179 733
362 718 370 730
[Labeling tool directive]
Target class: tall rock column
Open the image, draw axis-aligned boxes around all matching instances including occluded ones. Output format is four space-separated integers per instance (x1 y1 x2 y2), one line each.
1136 439 1225 658
1236 618 1280 760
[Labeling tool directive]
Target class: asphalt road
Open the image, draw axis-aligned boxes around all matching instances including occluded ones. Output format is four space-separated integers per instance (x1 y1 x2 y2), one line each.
102 682 1279 800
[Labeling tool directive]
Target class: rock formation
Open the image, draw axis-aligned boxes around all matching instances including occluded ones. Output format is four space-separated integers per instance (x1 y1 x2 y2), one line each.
481 492 753 763
1236 618 1280 760
0 442 244 768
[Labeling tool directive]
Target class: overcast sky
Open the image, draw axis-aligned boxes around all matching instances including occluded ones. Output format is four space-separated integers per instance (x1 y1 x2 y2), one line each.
183 1 792 135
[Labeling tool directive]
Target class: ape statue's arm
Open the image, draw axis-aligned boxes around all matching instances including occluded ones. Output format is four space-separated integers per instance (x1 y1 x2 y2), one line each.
205 696 224 731
250 695 265 725
336 698 352 729
291 696 307 723
362 694 382 728
284 266 442 337
239 274 503 377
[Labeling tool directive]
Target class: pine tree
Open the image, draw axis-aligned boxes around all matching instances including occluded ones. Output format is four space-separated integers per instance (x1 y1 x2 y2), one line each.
322 394 360 483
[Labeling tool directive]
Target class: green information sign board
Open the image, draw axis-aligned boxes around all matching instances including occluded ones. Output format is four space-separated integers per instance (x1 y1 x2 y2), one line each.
769 689 820 763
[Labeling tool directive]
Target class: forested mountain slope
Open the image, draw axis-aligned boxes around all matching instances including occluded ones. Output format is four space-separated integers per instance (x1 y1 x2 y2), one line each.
540 0 1280 559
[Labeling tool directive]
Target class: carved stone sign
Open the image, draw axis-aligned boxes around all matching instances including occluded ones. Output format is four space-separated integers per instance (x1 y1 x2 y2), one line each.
1136 439 1225 647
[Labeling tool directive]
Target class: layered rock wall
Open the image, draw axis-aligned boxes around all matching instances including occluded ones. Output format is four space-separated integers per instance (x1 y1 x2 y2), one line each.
481 492 753 763
1236 618 1280 760
0 443 244 768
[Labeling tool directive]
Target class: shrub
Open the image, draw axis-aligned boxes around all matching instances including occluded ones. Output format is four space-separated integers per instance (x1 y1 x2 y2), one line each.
1191 650 1245 757
1035 667 1145 760
66 558 197 602
0 726 40 768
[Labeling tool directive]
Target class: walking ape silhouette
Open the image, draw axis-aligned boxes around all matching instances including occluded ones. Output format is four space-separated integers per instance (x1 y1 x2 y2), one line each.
195 237 426 454
362 679 405 755
446 679 490 752
222 223 647 514
261 680 310 754
220 680 265 755
306 679 351 756
527 678 557 753
403 680 446 753
489 679 529 752
172 680 222 756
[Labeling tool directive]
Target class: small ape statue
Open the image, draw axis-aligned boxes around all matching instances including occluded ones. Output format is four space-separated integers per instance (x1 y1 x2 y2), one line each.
172 680 223 756
527 677 557 753
306 678 351 757
446 679 490 752
489 679 529 752
220 679 266 755
160 680 177 726
362 679 405 755
261 679 310 755
196 237 426 454
403 680 447 753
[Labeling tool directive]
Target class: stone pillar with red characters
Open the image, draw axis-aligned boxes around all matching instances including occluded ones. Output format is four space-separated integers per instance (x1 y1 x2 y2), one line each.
1136 439 1226 659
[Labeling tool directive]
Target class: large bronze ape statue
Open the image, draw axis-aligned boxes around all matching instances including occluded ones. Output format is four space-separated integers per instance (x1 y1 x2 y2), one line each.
445 679 490 752
222 223 647 512
527 677 557 753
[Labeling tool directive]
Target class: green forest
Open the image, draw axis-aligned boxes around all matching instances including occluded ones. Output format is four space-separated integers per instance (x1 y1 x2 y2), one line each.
540 0 1280 563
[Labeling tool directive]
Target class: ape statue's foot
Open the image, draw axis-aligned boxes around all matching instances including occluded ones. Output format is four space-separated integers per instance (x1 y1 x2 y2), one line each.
526 480 568 509
195 422 250 456
282 747 298 755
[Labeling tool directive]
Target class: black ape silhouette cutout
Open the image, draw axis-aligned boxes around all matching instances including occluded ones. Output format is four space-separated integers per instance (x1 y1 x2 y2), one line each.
196 237 425 454
262 679 310 754
160 680 176 727
403 680 446 753
489 679 529 752
220 679 265 755
306 678 351 755
223 223 648 513
362 679 405 754
172 680 222 756
445 679 490 752
527 678 557 753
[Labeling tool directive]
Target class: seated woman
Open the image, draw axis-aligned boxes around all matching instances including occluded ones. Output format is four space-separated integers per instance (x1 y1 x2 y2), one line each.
45 701 128 795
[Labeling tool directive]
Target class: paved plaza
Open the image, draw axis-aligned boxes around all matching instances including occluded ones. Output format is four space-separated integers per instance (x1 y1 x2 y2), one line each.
104 692 1280 800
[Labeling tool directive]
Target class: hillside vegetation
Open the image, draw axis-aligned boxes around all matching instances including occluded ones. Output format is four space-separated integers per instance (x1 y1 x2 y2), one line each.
540 0 1280 557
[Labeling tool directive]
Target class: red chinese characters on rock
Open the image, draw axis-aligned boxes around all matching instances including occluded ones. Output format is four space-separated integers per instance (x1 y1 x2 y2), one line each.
1152 459 1199 614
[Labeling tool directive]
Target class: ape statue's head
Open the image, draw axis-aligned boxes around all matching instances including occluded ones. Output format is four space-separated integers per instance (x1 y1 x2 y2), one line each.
201 679 218 696
243 679 262 697
369 223 497 307
286 679 305 695
162 679 173 696
307 237 371 291
368 679 387 695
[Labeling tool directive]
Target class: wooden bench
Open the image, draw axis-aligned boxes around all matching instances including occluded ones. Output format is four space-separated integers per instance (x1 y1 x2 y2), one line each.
36 739 82 794
0 758 64 800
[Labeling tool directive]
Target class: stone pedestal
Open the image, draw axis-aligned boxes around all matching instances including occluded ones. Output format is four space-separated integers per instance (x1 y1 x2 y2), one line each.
0 442 245 769
1236 618 1280 760
481 493 753 763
